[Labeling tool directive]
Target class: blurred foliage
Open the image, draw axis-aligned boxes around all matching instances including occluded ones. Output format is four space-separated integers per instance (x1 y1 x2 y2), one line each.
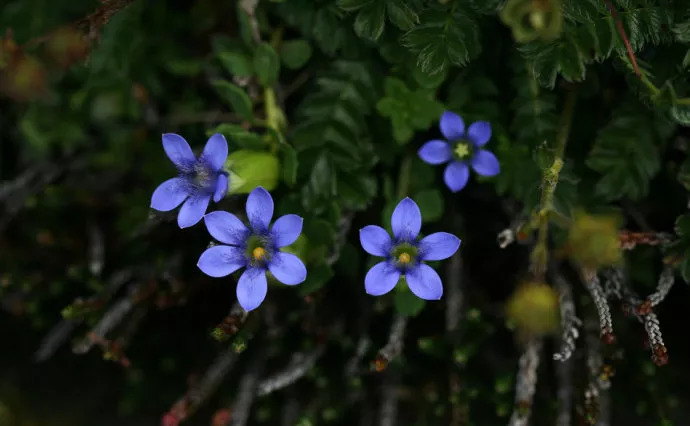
1 0 690 425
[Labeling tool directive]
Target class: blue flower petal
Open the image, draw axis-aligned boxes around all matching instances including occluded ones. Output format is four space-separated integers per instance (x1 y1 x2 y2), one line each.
204 211 249 246
202 133 229 171
364 261 401 296
439 111 465 141
237 267 268 311
177 193 211 228
391 197 422 241
162 133 195 169
471 150 500 177
443 161 469 193
419 232 461 261
213 173 228 203
151 177 190 211
359 225 392 257
405 263 443 300
271 214 303 248
418 140 452 165
246 186 274 233
268 252 307 285
197 245 246 277
467 121 492 147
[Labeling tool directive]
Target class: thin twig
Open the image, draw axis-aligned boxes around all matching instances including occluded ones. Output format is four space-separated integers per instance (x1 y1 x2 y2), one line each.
530 91 576 280
508 339 542 426
256 347 324 397
374 315 407 371
230 355 265 426
603 0 640 76
553 273 581 361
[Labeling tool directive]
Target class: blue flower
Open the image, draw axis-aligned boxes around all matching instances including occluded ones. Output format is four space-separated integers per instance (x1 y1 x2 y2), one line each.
418 111 500 193
151 133 229 228
359 198 460 300
197 186 307 311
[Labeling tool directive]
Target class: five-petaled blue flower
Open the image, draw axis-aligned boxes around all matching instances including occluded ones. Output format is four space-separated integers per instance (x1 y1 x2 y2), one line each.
197 186 307 311
151 133 229 228
418 111 500 193
359 198 460 300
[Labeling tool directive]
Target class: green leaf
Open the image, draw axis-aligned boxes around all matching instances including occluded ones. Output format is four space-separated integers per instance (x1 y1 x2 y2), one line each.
586 102 661 201
279 40 313 69
674 214 690 237
281 144 298 185
304 218 336 246
309 154 338 198
337 0 371 12
298 262 334 295
218 51 253 77
394 278 426 317
414 189 444 223
670 103 690 126
376 77 444 144
253 43 280 86
519 35 587 89
211 80 253 121
386 0 418 30
402 8 481 75
673 21 690 43
353 1 386 41
225 150 280 193
207 124 265 149
411 59 447 88
678 157 690 191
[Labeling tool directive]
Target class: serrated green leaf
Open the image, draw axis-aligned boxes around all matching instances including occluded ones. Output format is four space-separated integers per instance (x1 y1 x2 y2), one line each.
376 77 443 144
411 58 447 88
354 1 386 41
337 0 371 12
402 9 480 75
253 43 280 86
670 103 690 126
386 0 418 30
586 102 660 201
218 51 253 77
279 40 313 69
674 214 690 237
211 80 253 120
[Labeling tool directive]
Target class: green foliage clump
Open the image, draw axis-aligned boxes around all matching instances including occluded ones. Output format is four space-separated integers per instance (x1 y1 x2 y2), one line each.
2 0 690 425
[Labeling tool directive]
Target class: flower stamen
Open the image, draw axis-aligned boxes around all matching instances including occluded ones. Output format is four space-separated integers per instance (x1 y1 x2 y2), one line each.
398 252 411 264
252 247 266 261
454 142 471 159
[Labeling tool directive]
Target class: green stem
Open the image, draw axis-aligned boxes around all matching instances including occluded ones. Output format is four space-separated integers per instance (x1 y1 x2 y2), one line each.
530 90 576 281
397 155 412 200
263 87 286 153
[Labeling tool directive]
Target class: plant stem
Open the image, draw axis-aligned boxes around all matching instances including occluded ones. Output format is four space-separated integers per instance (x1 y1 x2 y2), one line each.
397 154 412 199
530 90 576 281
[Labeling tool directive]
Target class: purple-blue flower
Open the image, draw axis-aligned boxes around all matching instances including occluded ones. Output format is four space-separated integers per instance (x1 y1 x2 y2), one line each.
359 198 460 300
151 133 229 228
197 186 307 311
418 111 500 193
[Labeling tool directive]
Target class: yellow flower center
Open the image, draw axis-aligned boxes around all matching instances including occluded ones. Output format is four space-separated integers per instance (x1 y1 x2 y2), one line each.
454 143 470 159
252 247 266 261
398 253 411 264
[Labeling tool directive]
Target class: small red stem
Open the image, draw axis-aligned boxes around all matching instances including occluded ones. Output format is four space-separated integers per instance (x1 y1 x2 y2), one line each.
604 0 640 76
